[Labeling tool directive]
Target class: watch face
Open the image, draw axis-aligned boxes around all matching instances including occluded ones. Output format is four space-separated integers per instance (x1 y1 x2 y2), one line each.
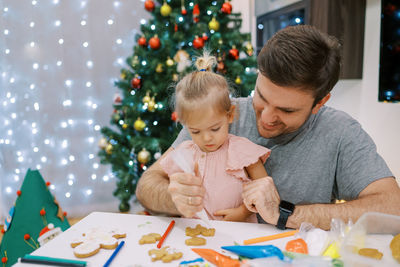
280 200 295 213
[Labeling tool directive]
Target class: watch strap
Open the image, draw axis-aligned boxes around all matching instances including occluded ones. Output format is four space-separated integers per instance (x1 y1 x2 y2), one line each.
277 210 290 230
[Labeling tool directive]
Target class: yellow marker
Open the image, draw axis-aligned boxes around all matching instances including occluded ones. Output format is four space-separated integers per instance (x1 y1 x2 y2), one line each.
243 230 299 245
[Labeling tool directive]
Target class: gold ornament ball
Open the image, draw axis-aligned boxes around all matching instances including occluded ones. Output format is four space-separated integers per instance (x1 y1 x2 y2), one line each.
172 74 179 81
160 2 172 16
148 98 156 112
120 72 126 80
143 92 151 104
134 118 146 131
105 144 113 154
166 57 174 67
156 63 164 73
131 56 139 67
235 76 242 84
208 17 220 31
218 39 223 45
122 123 128 129
245 42 254 56
98 138 108 149
138 148 151 164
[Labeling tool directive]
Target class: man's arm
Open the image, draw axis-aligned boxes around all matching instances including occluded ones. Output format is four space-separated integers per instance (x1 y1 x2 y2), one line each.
286 177 400 230
135 148 180 215
244 177 400 230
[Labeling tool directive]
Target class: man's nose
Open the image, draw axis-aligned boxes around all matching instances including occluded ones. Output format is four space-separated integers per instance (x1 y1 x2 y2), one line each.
261 106 278 123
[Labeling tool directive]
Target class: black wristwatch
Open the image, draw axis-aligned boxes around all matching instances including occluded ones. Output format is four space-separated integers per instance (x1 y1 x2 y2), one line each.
277 200 295 230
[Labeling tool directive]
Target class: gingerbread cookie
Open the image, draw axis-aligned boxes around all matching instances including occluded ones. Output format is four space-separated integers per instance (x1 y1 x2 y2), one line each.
185 224 215 237
185 237 206 246
148 246 183 263
358 248 383 260
70 228 126 258
391 234 400 263
139 233 161 244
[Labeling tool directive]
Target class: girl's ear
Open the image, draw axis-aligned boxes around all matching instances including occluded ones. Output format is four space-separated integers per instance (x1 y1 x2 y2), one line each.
228 105 236 123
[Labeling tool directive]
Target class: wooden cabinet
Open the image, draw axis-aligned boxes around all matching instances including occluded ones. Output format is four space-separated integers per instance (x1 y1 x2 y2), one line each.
256 0 366 79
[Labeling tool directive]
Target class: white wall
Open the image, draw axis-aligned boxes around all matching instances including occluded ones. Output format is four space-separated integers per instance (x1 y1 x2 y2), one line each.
246 0 399 181
329 0 400 182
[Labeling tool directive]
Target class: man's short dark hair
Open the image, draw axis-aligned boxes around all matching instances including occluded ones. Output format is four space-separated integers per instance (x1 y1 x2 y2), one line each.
257 25 341 106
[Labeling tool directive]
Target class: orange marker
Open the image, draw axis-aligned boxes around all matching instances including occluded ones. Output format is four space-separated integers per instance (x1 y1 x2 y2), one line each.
243 229 299 245
157 220 175 248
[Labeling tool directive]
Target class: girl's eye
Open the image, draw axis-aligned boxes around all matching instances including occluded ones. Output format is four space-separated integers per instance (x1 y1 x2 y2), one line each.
211 127 221 132
191 131 200 134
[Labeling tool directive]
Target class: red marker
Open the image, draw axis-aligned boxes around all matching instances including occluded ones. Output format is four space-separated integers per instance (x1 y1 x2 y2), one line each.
157 220 175 248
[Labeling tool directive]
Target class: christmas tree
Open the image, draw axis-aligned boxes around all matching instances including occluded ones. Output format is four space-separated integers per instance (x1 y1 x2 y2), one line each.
99 0 257 212
0 169 70 267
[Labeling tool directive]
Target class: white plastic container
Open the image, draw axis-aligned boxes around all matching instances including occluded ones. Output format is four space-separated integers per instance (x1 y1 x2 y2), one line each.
340 212 400 267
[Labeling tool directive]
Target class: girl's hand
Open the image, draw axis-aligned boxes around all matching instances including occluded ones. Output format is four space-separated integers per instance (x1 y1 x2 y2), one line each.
168 163 205 218
214 204 252 222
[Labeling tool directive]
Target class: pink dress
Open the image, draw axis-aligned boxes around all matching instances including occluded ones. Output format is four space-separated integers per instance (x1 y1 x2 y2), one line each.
160 134 271 222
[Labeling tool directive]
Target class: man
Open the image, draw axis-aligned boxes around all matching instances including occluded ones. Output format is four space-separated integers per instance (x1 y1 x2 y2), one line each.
136 25 400 230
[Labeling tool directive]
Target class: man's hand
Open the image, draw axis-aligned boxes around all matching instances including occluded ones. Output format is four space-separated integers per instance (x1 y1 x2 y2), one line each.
242 176 280 225
214 204 252 222
167 163 205 218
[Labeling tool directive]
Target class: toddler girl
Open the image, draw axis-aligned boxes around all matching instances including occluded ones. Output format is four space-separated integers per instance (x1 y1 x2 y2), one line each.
160 53 270 222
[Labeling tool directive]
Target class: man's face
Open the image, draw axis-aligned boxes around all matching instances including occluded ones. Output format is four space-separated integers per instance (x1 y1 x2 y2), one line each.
253 74 324 139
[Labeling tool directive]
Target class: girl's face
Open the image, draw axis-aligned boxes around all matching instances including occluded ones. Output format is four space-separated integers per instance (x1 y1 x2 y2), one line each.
184 106 235 153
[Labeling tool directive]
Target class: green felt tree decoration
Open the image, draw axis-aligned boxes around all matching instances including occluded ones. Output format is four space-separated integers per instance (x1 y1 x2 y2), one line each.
99 0 257 212
0 169 70 267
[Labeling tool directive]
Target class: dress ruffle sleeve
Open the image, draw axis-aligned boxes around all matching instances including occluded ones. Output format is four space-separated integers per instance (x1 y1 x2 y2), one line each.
226 135 271 181
160 141 195 177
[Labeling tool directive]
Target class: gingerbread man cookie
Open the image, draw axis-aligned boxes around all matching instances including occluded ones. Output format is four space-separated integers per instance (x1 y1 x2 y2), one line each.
139 233 161 244
185 224 215 237
70 228 126 258
184 224 215 246
148 246 183 263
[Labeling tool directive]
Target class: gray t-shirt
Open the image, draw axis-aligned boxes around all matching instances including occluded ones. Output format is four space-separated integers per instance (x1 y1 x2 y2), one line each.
172 97 393 211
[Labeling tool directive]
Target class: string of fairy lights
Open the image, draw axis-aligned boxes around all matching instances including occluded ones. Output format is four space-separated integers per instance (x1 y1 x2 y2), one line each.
0 0 149 218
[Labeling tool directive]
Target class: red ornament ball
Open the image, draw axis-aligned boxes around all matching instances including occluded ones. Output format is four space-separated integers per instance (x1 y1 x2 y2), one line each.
144 0 155 12
229 48 239 60
1 229 5 234
193 36 204 49
202 33 208 41
46 181 51 186
171 111 178 121
138 36 147 47
63 211 68 217
40 208 46 216
131 77 141 89
221 2 232 14
24 234 30 240
17 190 21 196
1 257 7 263
149 36 161 50
181 8 187 15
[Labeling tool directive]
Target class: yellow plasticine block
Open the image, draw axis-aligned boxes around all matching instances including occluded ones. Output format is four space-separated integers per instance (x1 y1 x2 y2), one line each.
323 242 341 259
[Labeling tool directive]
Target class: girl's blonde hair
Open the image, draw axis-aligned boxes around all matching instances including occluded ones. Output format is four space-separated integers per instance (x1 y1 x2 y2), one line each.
173 52 232 124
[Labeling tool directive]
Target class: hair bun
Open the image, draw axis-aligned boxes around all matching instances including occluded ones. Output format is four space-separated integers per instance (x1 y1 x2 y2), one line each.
195 51 217 72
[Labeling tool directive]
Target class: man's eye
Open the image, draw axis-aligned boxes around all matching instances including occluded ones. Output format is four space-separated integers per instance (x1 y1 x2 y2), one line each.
283 110 294 113
211 127 221 132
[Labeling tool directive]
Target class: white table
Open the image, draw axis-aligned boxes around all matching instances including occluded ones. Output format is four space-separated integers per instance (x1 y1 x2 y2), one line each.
13 211 296 267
